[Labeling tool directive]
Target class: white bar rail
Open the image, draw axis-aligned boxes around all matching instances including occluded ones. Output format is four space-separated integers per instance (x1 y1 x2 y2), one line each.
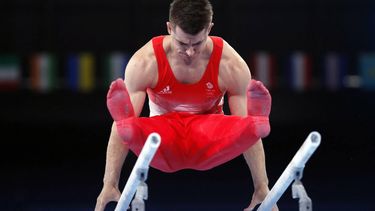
258 131 321 211
115 133 161 211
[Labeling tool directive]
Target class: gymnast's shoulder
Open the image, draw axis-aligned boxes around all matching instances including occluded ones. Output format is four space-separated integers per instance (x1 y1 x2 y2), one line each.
125 39 158 88
219 39 251 81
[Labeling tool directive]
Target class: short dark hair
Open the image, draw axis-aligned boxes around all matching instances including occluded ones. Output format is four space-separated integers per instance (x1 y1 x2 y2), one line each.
169 0 213 35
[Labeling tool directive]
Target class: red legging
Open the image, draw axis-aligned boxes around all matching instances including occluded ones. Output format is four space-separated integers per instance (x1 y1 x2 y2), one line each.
116 112 268 173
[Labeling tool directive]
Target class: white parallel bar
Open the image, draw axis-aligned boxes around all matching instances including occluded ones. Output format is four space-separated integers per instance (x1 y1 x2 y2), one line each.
258 131 321 211
115 133 161 211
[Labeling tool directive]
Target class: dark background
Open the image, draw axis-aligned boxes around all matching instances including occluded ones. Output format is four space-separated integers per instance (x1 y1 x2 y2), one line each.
1 0 374 210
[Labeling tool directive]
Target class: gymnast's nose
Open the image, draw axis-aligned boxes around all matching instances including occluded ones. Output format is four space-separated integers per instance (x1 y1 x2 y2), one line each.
185 47 195 57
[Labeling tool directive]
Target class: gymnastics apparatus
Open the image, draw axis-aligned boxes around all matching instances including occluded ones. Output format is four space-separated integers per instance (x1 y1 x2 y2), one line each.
115 131 321 211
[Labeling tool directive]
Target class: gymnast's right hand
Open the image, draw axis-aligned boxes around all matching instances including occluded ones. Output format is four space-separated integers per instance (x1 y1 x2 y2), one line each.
95 184 121 211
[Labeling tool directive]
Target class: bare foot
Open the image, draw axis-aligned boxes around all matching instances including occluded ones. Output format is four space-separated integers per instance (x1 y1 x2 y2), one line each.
247 79 271 116
247 80 271 138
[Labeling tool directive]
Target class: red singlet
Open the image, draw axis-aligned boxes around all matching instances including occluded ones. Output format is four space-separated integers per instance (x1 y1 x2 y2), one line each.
147 36 224 116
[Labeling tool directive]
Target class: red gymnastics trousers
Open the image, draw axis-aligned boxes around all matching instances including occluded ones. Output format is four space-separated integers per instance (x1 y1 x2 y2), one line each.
107 79 271 173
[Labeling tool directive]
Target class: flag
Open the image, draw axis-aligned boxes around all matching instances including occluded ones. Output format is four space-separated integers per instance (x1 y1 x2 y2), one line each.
0 55 21 90
67 53 95 92
323 53 347 92
287 52 312 92
30 53 58 92
250 52 277 89
102 52 128 88
359 53 375 91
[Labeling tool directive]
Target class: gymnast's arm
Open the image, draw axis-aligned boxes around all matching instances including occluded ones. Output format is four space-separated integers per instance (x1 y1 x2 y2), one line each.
219 41 276 211
95 41 156 211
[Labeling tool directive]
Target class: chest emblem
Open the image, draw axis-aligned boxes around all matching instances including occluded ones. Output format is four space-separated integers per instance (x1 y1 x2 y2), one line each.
206 82 214 89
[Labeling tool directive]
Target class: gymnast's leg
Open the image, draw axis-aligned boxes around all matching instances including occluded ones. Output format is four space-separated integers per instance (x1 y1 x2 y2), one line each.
105 79 272 172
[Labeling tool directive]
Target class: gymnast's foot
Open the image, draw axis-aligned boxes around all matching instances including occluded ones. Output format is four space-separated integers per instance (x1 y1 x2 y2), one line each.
247 79 271 137
107 78 135 121
247 79 271 117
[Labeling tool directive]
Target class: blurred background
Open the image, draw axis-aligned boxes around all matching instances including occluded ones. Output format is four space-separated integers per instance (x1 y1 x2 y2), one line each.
1 0 374 210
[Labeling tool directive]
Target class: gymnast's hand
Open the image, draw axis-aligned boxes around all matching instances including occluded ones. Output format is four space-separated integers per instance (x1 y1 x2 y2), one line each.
95 184 121 211
244 185 279 211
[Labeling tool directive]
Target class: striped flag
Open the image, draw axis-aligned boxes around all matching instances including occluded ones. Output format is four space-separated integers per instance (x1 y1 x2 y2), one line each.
323 53 347 92
30 53 58 92
359 53 375 91
102 52 128 88
0 55 21 90
250 52 277 89
287 52 312 92
67 53 95 92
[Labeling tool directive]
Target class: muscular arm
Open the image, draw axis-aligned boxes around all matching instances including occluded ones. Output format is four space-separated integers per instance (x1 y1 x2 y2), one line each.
220 41 272 210
225 66 269 190
96 41 157 211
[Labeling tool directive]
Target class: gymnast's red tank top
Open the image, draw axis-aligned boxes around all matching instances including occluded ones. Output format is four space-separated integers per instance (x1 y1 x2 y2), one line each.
147 35 224 116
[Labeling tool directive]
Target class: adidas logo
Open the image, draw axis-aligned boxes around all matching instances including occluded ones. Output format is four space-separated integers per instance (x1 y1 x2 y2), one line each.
158 85 172 94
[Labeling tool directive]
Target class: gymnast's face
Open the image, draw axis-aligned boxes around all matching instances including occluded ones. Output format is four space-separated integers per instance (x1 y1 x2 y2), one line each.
167 22 212 60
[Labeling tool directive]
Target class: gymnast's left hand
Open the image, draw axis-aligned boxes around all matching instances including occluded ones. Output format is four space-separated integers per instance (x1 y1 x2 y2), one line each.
244 185 279 211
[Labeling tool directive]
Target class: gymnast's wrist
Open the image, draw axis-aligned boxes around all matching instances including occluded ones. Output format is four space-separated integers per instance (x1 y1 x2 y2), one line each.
253 180 269 190
103 178 119 188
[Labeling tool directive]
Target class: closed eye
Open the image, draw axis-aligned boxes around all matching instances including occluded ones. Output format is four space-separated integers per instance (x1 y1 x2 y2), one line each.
193 41 203 46
178 41 188 46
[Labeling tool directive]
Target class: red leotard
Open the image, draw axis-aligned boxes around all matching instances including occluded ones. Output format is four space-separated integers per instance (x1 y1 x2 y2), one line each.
147 35 224 116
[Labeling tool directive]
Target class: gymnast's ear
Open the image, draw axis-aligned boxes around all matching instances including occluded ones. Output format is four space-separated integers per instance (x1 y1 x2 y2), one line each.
206 22 214 34
166 22 173 34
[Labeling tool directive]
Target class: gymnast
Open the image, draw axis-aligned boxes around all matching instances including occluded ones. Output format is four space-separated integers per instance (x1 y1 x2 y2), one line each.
95 0 278 210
